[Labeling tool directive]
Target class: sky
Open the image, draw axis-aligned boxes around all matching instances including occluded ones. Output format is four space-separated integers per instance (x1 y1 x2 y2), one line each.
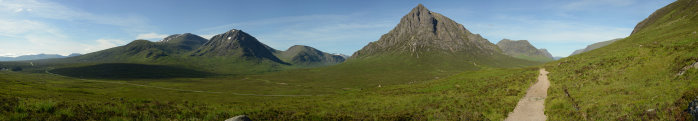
0 0 675 57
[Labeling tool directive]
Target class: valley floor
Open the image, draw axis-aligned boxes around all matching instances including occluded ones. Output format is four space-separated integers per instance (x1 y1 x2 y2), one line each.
0 67 539 120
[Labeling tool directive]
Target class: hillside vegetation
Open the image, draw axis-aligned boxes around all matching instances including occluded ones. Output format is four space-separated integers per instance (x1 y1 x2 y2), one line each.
544 0 698 120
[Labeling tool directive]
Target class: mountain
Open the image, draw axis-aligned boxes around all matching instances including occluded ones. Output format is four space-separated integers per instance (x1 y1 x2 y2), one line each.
352 4 500 58
257 4 539 87
0 53 81 61
274 45 345 66
496 39 554 62
568 38 622 56
191 29 287 64
544 0 698 120
160 33 209 51
68 33 210 62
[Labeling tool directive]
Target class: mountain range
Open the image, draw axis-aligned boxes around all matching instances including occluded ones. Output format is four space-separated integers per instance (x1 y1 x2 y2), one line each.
41 28 346 75
252 4 540 87
0 53 81 61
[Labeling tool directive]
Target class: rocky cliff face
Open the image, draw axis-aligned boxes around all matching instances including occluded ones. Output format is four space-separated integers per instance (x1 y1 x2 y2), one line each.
352 4 500 58
192 29 286 64
496 39 553 61
275 45 345 65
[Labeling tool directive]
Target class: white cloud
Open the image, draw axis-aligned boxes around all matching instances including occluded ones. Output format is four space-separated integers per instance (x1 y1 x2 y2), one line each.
474 15 631 43
0 19 61 37
198 34 217 40
136 33 169 40
0 0 150 56
562 0 635 11
0 0 153 32
196 13 393 55
82 39 127 52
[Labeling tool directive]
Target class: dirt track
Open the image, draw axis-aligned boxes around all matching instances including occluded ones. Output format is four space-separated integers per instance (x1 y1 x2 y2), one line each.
505 68 549 121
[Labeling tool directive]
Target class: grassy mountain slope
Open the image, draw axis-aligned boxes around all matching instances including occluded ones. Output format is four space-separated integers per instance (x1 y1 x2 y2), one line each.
544 0 698 120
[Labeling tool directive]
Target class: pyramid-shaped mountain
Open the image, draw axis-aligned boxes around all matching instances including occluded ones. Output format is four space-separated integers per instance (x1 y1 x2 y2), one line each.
496 39 553 62
191 29 286 64
265 4 538 87
275 45 345 65
352 4 500 58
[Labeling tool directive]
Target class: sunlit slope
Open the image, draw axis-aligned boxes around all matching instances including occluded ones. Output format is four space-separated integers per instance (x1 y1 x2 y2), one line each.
544 0 698 120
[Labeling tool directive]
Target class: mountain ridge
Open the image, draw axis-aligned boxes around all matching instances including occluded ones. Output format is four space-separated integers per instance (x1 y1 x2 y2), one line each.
496 39 553 62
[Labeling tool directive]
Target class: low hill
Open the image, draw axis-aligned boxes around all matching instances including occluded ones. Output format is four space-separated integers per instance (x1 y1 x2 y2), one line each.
496 39 554 62
274 45 345 66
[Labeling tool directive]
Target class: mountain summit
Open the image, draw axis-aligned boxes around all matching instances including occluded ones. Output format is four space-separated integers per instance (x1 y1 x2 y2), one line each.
352 4 500 58
160 33 208 51
275 45 345 66
192 29 286 64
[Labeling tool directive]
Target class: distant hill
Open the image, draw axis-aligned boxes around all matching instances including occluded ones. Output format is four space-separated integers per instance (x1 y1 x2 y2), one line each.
496 39 553 62
568 38 622 56
0 53 81 61
552 56 564 60
274 45 345 66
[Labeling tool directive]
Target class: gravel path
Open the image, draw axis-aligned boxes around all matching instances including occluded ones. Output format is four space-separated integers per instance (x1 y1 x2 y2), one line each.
505 68 550 121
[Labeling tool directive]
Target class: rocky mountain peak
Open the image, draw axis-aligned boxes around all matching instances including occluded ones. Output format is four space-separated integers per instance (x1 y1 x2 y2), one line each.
192 29 286 64
352 4 499 58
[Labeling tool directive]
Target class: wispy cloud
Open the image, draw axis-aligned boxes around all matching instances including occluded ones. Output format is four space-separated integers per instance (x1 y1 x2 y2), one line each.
196 13 394 54
562 0 636 11
0 0 150 56
136 33 169 40
81 39 128 52
0 0 153 32
197 14 356 33
481 14 631 43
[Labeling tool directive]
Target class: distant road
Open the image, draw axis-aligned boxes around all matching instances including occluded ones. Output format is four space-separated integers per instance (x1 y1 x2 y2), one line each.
505 68 550 121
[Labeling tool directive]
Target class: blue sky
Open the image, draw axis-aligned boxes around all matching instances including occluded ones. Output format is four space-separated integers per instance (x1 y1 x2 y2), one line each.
0 0 674 57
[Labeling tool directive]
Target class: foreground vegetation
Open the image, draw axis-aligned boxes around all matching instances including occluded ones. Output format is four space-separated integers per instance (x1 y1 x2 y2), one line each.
0 67 538 120
543 0 698 120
